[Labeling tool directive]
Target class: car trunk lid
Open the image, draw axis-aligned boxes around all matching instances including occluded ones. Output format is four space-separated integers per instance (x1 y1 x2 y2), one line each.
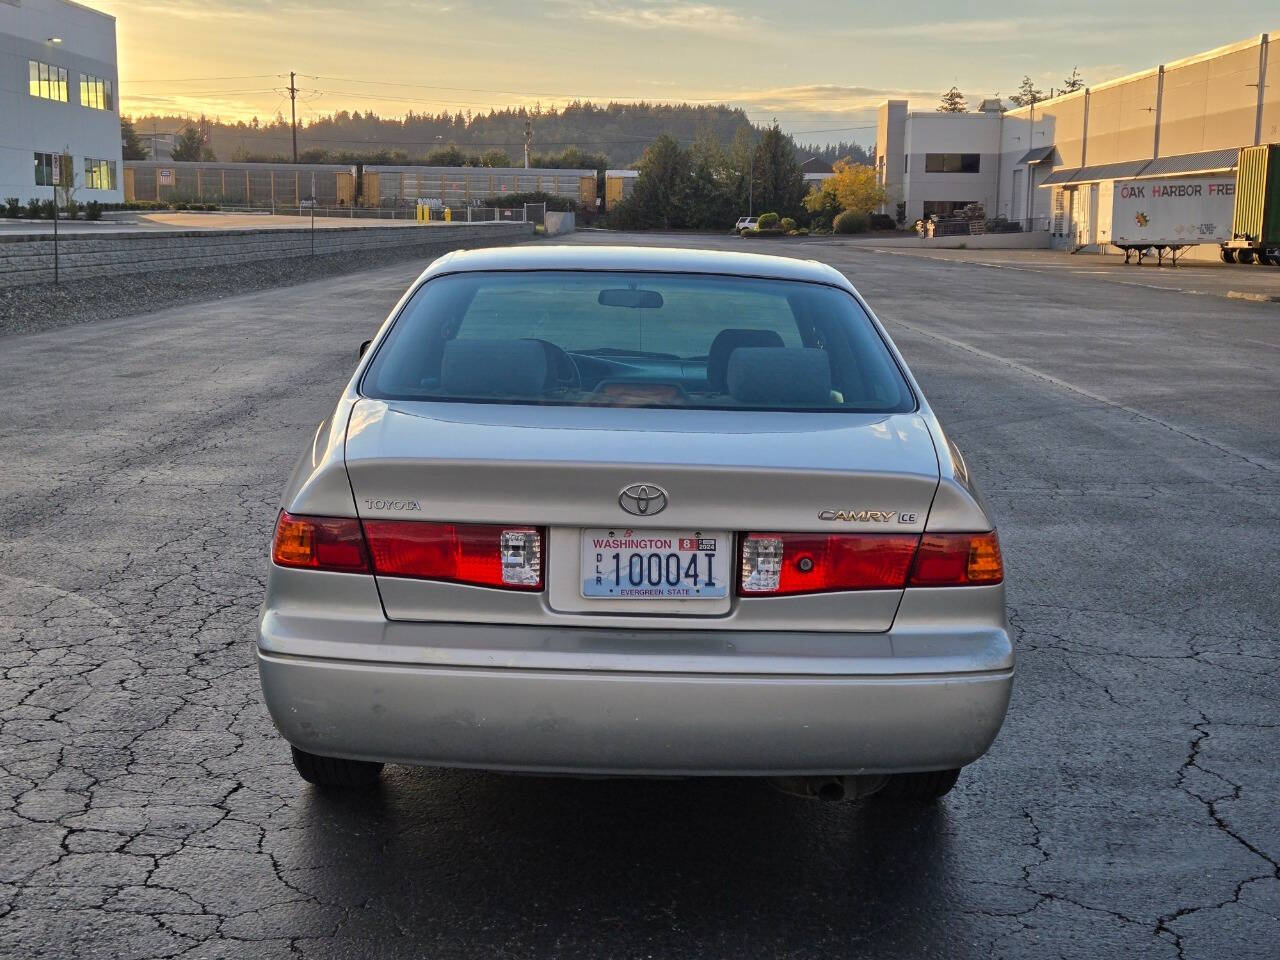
345 399 940 628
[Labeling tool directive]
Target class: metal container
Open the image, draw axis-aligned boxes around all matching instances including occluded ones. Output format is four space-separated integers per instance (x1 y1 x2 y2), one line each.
1230 144 1280 246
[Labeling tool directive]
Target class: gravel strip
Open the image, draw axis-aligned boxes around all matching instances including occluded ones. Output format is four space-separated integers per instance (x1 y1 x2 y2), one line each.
0 233 531 337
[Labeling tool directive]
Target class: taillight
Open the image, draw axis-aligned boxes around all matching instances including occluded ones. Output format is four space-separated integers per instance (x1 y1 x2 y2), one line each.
272 512 370 573
362 521 543 590
908 531 1004 586
740 533 921 595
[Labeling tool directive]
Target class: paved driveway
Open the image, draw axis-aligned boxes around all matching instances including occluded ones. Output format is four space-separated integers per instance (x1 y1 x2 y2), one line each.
1 234 1276 958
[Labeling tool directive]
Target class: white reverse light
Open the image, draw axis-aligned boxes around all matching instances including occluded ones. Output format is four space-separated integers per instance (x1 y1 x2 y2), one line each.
500 529 542 586
741 536 784 593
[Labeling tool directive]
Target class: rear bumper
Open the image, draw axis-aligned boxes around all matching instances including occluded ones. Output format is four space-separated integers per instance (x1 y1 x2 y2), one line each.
257 646 1012 776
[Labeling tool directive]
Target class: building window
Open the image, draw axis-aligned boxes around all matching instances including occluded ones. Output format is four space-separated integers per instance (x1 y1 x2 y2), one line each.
924 153 981 173
904 154 909 173
922 200 978 218
79 74 114 111
84 158 118 191
33 152 72 187
28 60 69 102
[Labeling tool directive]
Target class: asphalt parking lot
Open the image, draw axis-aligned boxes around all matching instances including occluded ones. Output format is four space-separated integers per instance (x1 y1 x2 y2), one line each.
1 232 1277 959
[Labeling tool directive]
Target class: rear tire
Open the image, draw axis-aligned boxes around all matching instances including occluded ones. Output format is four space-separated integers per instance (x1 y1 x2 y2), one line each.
874 768 961 802
1221 248 1236 263
290 746 383 788
1238 249 1256 264
1255 251 1274 266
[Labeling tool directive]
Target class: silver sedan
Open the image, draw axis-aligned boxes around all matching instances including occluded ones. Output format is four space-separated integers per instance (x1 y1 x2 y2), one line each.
257 245 1012 802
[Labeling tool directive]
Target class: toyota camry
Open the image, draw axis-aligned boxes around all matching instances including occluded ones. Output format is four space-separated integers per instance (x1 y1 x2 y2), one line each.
258 245 1012 802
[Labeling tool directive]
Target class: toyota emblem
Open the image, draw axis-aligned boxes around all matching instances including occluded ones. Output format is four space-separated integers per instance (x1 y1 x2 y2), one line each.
618 483 668 517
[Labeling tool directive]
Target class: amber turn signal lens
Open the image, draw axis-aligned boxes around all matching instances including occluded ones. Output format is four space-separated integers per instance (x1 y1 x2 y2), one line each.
273 513 316 566
271 511 370 574
965 532 1003 583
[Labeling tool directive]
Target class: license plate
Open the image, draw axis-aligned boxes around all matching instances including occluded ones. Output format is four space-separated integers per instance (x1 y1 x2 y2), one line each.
581 528 730 599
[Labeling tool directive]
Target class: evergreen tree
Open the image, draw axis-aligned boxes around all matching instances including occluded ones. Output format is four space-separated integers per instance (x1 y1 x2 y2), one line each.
937 87 968 113
1010 76 1046 108
620 134 689 230
750 122 805 218
120 117 148 160
1062 67 1084 92
170 124 210 161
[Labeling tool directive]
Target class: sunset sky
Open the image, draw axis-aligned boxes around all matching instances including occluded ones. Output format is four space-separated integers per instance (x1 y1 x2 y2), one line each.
92 0 1279 146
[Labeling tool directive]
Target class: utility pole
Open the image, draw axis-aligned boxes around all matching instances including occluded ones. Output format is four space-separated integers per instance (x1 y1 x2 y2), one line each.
289 71 298 163
523 118 532 169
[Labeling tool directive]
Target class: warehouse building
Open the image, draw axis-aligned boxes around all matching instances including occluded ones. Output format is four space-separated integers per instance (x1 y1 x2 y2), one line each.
0 0 122 205
876 29 1280 258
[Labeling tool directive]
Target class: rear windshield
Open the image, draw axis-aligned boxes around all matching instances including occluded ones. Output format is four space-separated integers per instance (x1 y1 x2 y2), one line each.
360 270 915 413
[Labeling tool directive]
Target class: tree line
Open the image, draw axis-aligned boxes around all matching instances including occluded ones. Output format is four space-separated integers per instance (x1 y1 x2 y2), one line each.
121 101 770 168
608 124 888 232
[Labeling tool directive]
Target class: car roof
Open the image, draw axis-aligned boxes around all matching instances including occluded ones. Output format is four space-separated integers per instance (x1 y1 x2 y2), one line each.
422 244 854 290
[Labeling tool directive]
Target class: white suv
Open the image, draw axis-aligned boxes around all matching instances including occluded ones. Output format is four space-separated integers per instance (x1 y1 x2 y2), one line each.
733 217 758 234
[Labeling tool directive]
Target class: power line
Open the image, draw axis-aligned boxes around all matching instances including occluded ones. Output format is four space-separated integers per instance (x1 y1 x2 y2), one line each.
121 74 283 84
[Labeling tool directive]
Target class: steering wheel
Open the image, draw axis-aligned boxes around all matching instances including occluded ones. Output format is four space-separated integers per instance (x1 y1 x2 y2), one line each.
525 339 582 391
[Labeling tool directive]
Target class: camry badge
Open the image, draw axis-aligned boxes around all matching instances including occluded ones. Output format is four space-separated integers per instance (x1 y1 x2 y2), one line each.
818 509 904 523
619 483 668 517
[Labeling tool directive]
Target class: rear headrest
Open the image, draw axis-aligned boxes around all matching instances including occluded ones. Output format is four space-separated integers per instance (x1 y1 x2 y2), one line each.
727 348 832 405
706 328 785 392
441 339 549 396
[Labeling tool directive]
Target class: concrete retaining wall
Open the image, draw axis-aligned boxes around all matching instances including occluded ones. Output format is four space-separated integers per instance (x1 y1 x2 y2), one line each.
0 222 533 287
544 211 576 236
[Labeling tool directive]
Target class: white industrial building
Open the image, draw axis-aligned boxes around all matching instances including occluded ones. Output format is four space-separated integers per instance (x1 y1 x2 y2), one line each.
0 0 122 205
876 29 1280 258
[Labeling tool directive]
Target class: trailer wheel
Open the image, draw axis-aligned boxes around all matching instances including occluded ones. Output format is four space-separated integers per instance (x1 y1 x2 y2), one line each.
1257 252 1275 266
1238 250 1256 265
1221 248 1236 263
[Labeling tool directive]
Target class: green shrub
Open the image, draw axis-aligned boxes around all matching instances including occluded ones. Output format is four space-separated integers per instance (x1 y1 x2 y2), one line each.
85 201 103 221
64 200 80 220
4 198 20 218
25 198 43 219
797 228 809 236
756 212 780 229
833 210 869 235
868 213 896 231
779 217 797 232
741 227 786 238
39 199 56 219
481 191 577 212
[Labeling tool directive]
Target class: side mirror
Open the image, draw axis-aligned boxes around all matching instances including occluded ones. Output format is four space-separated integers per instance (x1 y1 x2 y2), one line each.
358 339 373 358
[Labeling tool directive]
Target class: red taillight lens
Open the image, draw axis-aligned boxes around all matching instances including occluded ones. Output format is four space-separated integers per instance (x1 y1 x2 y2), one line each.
739 533 921 595
272 511 370 573
908 531 1004 586
362 521 543 590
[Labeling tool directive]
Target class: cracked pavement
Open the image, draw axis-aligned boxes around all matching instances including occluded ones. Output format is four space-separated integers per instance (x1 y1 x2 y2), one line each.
1 235 1277 958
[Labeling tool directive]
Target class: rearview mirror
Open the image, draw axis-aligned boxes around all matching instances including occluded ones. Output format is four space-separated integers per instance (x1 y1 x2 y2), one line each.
598 288 663 309
359 339 373 358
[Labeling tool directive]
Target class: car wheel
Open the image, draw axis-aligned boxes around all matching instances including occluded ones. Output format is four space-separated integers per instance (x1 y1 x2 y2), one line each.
1220 248 1236 263
1238 249 1256 265
874 768 961 801
290 746 383 788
